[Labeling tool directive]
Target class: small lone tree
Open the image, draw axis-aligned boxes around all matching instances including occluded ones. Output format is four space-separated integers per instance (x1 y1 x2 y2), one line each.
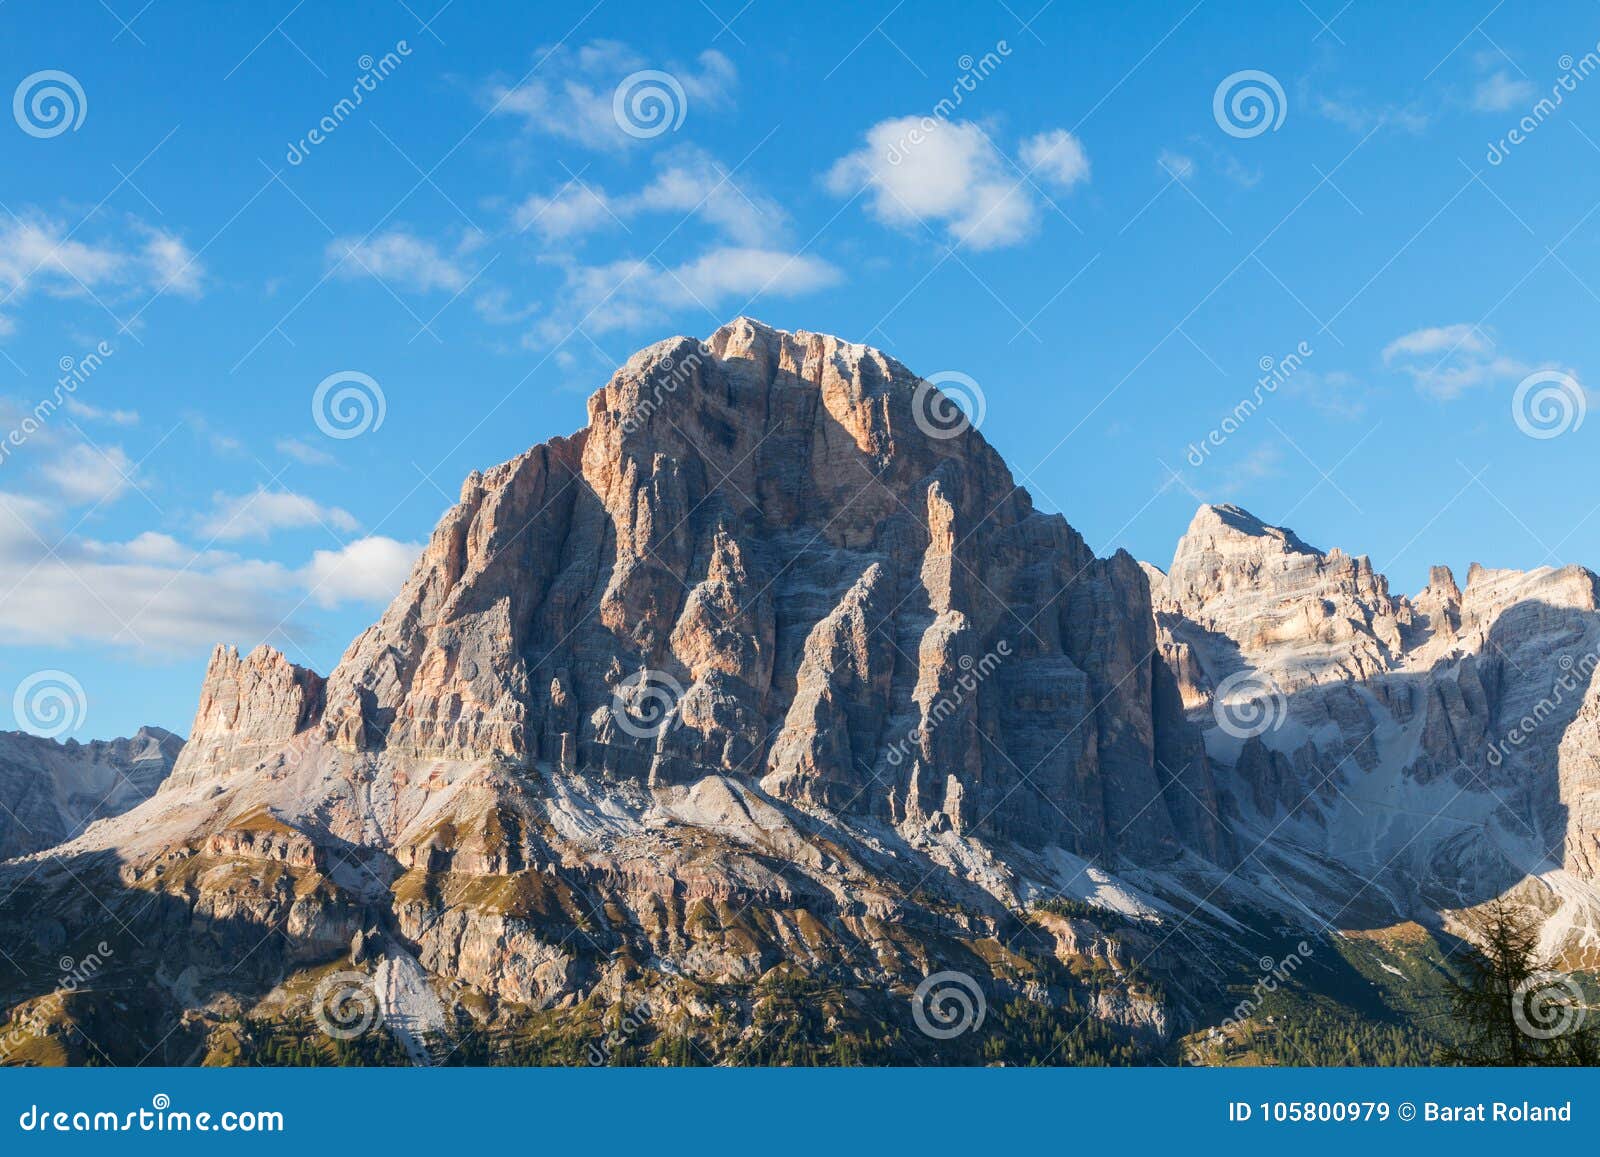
1438 897 1598 1066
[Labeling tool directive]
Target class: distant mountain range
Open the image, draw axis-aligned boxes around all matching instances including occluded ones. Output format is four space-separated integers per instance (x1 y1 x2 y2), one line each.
3 318 1596 1066
0 726 182 861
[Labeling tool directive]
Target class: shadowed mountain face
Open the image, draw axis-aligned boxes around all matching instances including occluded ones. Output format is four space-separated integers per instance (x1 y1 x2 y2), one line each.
0 726 182 860
4 320 1600 1066
1151 504 1600 917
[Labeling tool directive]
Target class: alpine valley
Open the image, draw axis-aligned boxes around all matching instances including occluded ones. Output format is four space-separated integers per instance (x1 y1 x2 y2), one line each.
3 319 1598 1066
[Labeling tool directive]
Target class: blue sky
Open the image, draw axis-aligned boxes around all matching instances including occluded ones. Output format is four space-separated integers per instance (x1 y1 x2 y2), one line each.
1 0 1598 738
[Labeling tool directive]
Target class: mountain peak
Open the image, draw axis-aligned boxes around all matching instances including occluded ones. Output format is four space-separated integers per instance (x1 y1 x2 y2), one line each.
98 319 1217 878
1182 503 1321 559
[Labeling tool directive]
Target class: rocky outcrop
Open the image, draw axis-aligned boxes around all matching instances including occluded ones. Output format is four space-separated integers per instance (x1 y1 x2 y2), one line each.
1159 504 1409 692
166 645 323 788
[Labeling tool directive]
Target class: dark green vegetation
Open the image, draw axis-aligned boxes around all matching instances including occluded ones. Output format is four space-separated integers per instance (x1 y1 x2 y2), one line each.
207 968 1161 1068
1437 898 1600 1066
4 854 1593 1067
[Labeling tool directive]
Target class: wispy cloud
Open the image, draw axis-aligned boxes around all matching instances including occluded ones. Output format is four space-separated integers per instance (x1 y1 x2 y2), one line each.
38 443 138 506
0 212 202 331
64 399 139 426
1382 323 1558 400
1156 149 1195 180
327 229 477 293
199 487 359 540
275 437 336 466
532 245 841 344
1309 91 1428 134
1020 129 1091 190
1471 70 1536 112
515 147 785 245
486 40 735 151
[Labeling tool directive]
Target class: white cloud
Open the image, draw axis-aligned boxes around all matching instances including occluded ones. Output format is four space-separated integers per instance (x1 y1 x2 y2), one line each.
0 213 202 326
628 150 783 245
1313 93 1429 134
200 488 359 541
300 536 421 608
39 443 137 505
0 506 289 651
827 118 1085 249
1382 323 1539 400
0 509 417 654
0 219 123 290
487 41 735 151
0 492 56 550
515 148 785 246
534 245 840 344
112 531 194 566
0 549 292 650
1021 129 1091 190
275 437 336 466
65 398 139 425
516 183 618 240
137 224 203 297
1157 149 1196 180
327 230 471 292
1382 324 1488 362
1472 71 1536 112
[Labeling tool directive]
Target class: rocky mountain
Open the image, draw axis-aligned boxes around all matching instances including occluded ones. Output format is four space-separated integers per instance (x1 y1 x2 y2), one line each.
1147 504 1600 960
0 726 183 861
3 319 1599 1066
